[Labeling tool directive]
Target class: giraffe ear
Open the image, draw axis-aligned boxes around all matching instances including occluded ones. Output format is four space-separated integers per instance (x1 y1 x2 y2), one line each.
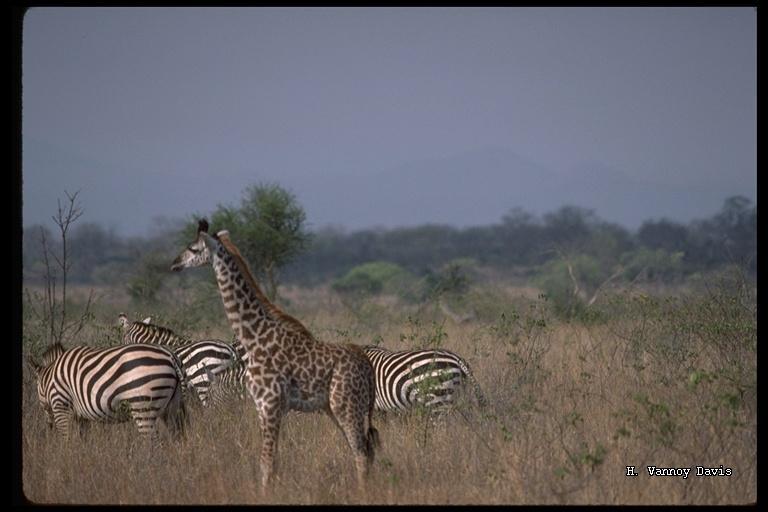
198 219 209 234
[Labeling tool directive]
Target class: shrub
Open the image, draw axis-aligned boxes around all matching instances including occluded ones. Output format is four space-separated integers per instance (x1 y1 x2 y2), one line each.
332 261 413 297
534 254 604 318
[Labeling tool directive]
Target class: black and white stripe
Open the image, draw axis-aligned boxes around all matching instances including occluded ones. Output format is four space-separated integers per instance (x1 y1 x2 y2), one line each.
204 338 248 408
118 313 190 347
118 314 240 407
362 346 487 412
29 343 187 436
205 359 247 408
175 340 241 406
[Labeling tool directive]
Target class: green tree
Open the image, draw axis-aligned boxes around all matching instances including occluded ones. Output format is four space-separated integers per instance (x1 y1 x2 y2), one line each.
126 252 168 303
620 247 684 282
186 183 312 301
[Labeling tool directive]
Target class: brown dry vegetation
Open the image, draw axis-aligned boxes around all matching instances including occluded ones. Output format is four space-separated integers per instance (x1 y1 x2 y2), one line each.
21 275 756 505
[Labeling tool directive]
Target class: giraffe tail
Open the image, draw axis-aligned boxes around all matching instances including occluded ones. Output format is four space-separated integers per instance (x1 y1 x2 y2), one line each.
365 401 380 464
365 426 380 469
367 425 380 452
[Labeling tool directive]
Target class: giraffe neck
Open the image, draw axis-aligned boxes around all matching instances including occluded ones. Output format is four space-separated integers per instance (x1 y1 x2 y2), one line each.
211 249 280 350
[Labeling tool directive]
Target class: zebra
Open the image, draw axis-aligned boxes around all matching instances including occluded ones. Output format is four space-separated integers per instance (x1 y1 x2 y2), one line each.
362 345 487 412
27 342 188 437
126 314 249 407
204 359 246 408
118 314 241 407
118 313 190 347
204 341 248 408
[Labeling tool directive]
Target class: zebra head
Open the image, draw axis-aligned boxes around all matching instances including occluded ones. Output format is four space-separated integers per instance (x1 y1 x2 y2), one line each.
117 313 130 330
171 219 216 271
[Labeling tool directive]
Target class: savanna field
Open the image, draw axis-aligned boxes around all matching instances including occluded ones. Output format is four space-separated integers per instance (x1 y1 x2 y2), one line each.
21 271 756 505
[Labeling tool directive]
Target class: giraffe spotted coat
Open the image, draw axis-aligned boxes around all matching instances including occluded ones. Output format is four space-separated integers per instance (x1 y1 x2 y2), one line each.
171 220 378 489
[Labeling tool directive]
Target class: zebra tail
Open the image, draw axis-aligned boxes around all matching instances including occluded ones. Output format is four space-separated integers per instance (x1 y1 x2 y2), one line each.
172 350 193 432
168 349 196 405
458 357 488 408
164 377 188 436
472 377 488 408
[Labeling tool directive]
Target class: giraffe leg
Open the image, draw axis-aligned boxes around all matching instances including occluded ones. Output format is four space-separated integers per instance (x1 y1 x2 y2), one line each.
329 373 374 486
258 403 282 490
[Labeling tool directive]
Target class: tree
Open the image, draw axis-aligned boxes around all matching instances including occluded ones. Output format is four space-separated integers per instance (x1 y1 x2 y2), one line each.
24 191 95 349
68 222 126 282
187 183 312 301
684 196 756 271
543 205 598 250
712 196 756 269
637 219 689 253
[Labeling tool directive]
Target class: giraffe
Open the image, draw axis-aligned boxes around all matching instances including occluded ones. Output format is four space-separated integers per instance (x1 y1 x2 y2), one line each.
171 219 379 489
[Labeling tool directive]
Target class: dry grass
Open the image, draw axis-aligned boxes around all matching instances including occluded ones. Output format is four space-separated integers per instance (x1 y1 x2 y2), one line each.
21 281 756 505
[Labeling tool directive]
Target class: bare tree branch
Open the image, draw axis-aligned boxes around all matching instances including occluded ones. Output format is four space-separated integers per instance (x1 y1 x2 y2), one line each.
31 190 93 347
555 246 581 300
586 266 624 307
24 288 43 322
51 190 84 343
39 227 57 344
62 288 95 341
438 299 475 324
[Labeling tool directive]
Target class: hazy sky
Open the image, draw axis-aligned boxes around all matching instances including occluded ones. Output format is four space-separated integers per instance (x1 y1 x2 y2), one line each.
22 7 756 236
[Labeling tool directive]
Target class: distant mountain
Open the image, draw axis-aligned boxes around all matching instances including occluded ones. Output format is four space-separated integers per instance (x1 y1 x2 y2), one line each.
551 161 746 228
288 147 750 231
22 140 753 236
287 147 565 230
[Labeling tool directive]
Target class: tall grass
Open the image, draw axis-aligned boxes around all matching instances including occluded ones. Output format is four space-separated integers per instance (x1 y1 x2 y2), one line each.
21 272 756 504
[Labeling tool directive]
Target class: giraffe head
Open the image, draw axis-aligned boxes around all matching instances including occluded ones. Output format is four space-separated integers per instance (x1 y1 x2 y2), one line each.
171 219 218 271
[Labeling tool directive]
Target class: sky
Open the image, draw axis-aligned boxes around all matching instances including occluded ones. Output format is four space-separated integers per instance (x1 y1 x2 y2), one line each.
21 7 756 236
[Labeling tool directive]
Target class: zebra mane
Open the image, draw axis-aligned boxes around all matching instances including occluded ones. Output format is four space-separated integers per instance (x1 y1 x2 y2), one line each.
40 342 66 366
139 321 190 341
215 231 314 339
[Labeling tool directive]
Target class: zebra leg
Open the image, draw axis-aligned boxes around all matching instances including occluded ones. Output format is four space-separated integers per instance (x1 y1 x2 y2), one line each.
51 405 74 438
42 408 55 431
129 397 162 436
76 416 91 439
